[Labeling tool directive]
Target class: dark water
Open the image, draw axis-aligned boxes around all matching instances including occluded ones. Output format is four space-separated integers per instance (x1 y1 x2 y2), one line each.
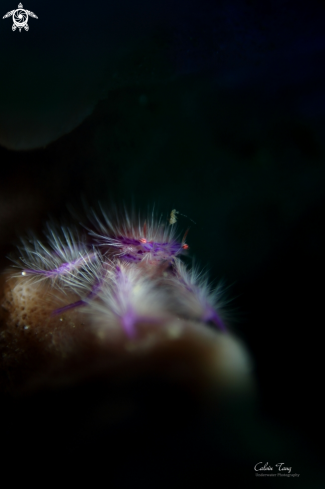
0 1 324 486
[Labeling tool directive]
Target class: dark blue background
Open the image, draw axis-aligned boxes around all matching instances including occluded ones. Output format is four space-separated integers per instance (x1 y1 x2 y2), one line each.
0 0 324 485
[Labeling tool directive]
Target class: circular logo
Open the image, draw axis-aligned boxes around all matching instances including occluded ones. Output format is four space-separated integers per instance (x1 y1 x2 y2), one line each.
13 9 28 28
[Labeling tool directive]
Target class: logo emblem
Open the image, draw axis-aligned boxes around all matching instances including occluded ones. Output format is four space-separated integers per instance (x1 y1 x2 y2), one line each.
3 3 38 32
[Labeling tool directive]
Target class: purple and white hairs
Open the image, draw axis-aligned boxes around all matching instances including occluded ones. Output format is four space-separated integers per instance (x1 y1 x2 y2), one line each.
9 207 227 337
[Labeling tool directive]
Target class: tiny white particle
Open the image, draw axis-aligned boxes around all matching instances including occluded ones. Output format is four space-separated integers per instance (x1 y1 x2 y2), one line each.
22 272 27 276
97 330 106 340
167 324 182 339
59 318 63 322
24 326 29 330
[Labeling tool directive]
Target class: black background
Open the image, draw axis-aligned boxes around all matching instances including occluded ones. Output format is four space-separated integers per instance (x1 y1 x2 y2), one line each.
0 1 324 486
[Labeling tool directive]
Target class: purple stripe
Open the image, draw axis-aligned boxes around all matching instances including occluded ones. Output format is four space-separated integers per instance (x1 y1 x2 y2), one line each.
203 306 227 332
23 253 97 278
51 299 86 316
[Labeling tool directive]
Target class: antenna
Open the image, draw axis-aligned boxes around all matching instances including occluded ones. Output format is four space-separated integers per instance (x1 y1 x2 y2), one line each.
169 209 196 225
